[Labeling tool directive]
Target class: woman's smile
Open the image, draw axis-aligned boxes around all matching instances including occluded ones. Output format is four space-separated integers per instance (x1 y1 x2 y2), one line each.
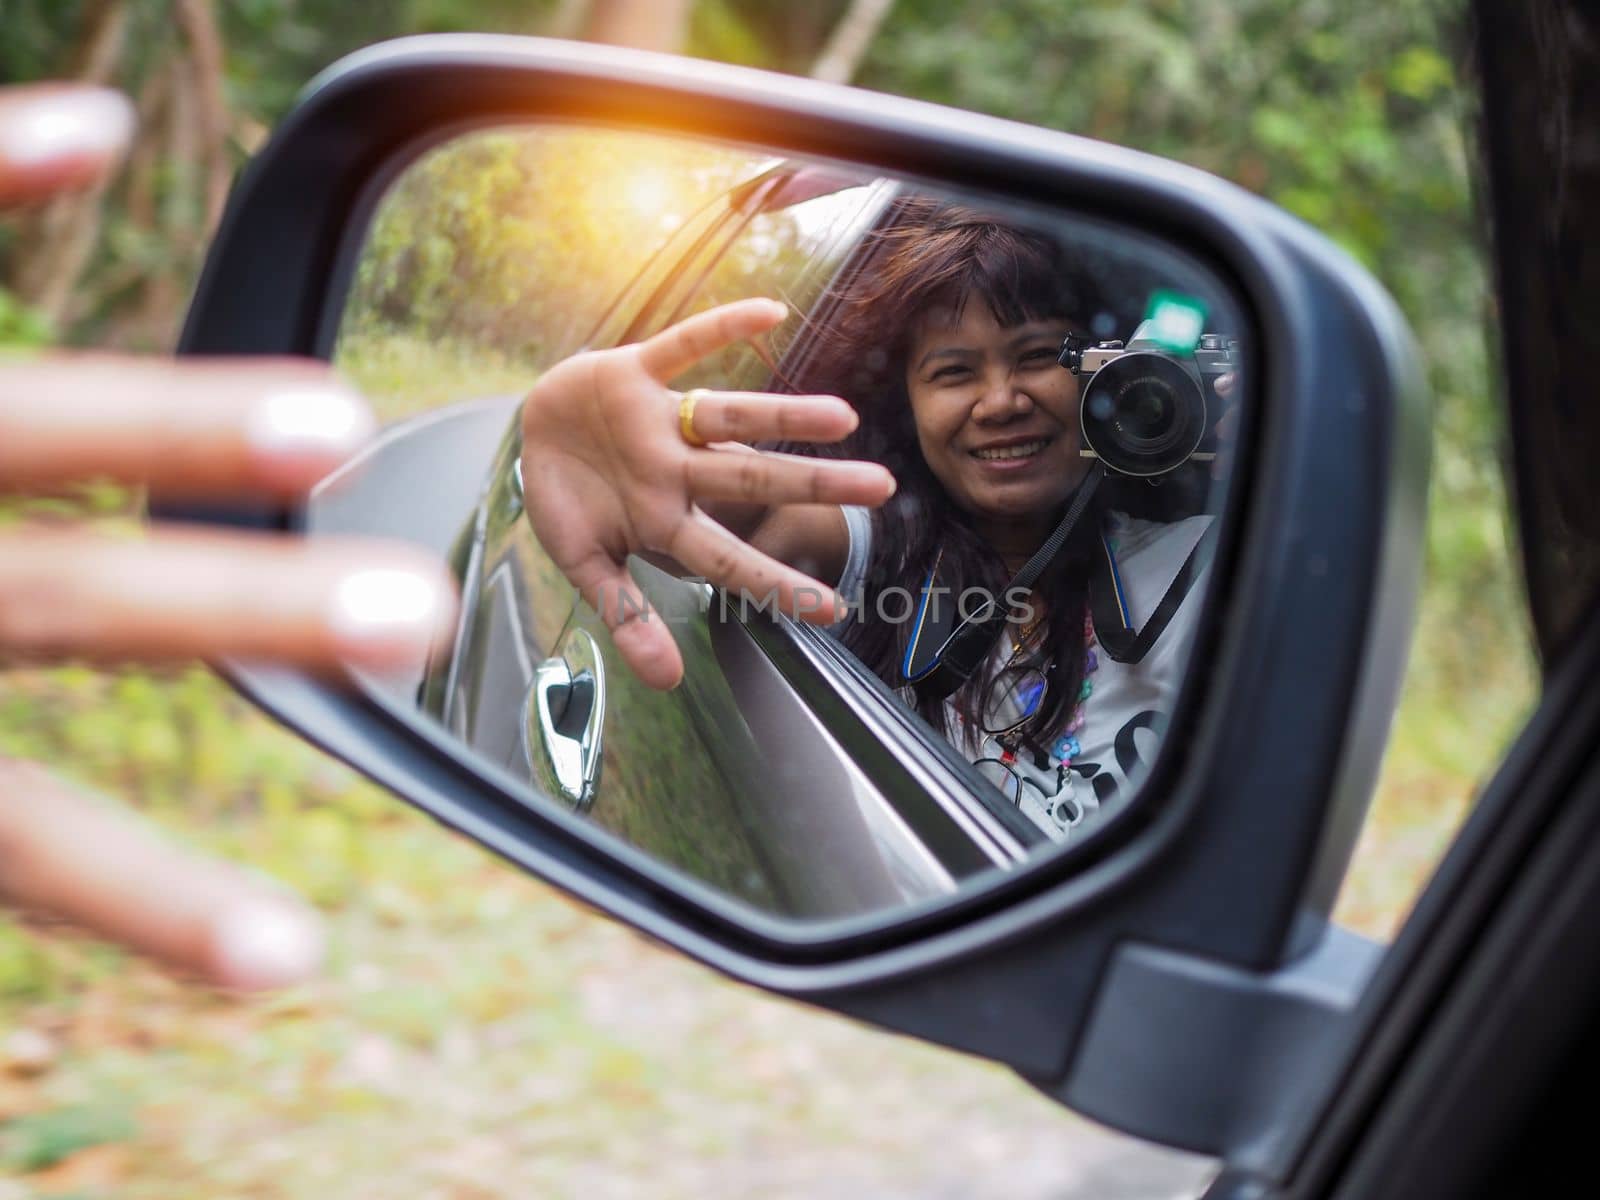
906 300 1089 544
969 434 1056 465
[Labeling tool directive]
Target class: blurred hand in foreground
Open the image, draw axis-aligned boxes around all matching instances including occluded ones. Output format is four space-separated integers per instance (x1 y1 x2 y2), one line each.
0 83 457 991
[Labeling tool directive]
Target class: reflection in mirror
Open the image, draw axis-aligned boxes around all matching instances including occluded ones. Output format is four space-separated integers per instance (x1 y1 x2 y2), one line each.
309 122 1248 923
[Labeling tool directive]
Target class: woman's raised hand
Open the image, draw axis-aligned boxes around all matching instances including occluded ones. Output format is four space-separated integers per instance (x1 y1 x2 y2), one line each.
520 298 895 690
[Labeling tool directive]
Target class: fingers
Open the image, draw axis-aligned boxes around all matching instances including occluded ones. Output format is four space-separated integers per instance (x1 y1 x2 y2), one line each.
669 512 843 626
1211 380 1240 479
0 355 376 499
685 449 895 507
0 526 456 671
0 760 323 990
682 389 861 445
637 298 788 382
0 84 134 207
562 549 685 690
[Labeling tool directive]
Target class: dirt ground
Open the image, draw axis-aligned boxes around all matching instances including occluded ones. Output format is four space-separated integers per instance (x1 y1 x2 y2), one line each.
1 841 1215 1199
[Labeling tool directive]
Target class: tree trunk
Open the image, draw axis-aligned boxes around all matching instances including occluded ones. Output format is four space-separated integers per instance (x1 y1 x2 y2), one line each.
811 0 896 84
581 0 692 53
173 0 231 232
8 0 131 327
546 0 594 40
66 0 131 83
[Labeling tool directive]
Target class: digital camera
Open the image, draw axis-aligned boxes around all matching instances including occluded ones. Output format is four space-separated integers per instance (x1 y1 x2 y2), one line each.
1059 320 1239 477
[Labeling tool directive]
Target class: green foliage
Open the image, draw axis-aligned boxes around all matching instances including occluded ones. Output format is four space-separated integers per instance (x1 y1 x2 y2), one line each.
222 0 562 122
0 1103 137 1172
0 284 53 346
336 329 538 422
689 0 852 72
342 125 757 366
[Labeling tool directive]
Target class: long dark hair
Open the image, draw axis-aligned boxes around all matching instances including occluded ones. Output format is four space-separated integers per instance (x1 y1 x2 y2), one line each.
792 198 1109 753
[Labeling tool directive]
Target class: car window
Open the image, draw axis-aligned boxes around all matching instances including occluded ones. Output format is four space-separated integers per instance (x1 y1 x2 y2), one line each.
582 168 769 351
657 176 897 393
334 124 762 423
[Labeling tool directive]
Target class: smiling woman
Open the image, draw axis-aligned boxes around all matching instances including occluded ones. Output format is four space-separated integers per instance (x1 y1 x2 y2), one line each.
787 200 1224 839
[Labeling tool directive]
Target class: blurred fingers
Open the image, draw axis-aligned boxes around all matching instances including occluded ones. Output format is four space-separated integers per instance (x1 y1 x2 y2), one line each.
0 526 456 671
0 759 323 991
0 84 135 207
668 512 842 625
1211 402 1240 480
685 449 894 508
0 354 376 498
680 389 860 445
562 548 684 690
637 299 788 382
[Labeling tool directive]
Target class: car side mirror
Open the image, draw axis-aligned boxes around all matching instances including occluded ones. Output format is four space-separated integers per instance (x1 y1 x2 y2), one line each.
167 35 1426 1168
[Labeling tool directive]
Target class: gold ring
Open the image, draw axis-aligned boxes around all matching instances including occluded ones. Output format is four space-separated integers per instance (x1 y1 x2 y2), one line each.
679 388 710 447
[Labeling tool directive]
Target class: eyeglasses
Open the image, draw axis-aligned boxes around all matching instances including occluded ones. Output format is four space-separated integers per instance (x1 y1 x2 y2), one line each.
981 661 1049 738
973 752 1084 831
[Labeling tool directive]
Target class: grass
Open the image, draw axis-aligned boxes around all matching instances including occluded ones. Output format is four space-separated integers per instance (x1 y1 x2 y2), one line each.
334 328 541 424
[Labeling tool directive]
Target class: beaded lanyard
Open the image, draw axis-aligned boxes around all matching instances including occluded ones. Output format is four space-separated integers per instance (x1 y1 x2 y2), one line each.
984 607 1100 773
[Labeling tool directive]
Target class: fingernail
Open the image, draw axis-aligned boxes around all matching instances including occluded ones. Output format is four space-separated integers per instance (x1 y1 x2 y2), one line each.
247 386 376 461
0 88 135 168
329 567 449 653
211 898 325 990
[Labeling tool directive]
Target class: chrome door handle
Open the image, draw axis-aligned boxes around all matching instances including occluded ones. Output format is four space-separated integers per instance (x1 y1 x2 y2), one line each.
525 629 605 811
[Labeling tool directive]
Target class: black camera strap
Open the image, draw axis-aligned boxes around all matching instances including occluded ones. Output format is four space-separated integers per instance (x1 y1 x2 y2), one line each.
1089 519 1218 664
901 461 1218 696
903 462 1106 700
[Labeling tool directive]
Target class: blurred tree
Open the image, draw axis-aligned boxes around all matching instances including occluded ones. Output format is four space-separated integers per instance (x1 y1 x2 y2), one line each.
812 0 897 82
4 1 130 328
0 0 570 348
342 126 758 363
582 0 692 52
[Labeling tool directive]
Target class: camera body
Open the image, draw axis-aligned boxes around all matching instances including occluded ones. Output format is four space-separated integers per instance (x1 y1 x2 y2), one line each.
1059 321 1239 477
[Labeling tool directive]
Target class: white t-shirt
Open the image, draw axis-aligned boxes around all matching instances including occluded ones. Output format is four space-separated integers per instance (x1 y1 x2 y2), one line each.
836 506 1212 842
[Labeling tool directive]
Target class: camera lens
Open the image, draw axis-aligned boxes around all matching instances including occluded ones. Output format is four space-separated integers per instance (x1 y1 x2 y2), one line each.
1079 352 1206 477
1118 379 1176 445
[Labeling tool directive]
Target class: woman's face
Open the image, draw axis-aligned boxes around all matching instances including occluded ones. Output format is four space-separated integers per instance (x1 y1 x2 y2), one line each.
905 298 1088 529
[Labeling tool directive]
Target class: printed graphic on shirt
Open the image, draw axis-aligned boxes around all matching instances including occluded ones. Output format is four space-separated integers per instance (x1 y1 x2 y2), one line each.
962 514 1212 841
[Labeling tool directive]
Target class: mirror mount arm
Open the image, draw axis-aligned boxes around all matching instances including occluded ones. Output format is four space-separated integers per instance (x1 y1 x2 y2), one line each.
1051 921 1383 1179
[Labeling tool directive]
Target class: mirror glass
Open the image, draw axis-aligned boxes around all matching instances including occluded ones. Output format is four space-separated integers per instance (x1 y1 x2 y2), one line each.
309 121 1249 923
